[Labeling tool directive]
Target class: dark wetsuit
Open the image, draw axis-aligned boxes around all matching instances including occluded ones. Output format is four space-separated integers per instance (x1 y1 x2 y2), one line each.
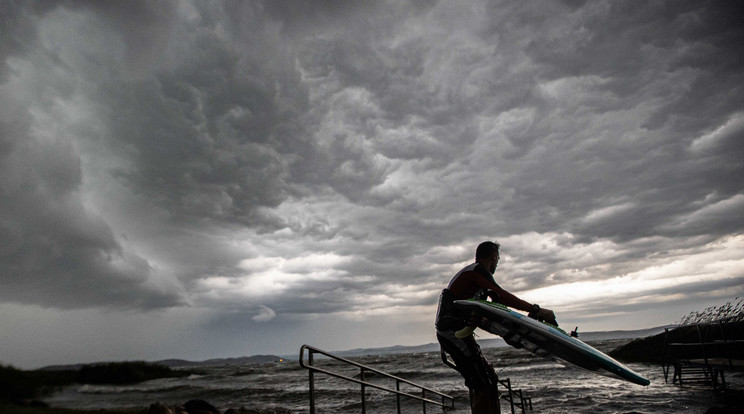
435 262 532 395
444 262 532 311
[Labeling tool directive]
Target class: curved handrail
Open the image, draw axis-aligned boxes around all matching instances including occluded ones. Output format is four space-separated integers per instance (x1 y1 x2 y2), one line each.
299 344 454 413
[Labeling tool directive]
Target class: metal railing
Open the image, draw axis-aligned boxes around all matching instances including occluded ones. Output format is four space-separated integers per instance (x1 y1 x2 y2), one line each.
498 377 533 414
440 349 532 414
299 344 455 414
662 321 744 389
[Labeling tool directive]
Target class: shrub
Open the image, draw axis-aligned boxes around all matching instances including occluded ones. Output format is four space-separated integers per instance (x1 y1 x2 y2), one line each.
1 361 189 402
677 297 744 325
0 365 77 400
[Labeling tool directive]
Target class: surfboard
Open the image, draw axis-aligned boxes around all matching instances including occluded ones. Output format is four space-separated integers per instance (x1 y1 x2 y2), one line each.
453 299 650 386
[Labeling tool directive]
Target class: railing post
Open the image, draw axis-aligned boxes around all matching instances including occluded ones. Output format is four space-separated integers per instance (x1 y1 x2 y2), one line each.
422 388 426 414
360 367 366 414
506 378 515 414
308 350 315 414
517 389 525 414
396 380 401 414
662 328 670 383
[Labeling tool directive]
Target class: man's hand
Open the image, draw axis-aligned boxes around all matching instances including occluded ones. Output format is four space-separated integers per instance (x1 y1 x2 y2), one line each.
528 305 558 326
537 308 558 326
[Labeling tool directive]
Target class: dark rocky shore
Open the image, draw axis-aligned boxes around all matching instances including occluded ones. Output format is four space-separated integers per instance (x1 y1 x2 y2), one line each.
609 321 744 414
609 321 744 363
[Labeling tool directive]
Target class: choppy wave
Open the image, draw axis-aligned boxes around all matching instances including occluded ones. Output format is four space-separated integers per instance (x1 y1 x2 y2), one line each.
45 339 740 413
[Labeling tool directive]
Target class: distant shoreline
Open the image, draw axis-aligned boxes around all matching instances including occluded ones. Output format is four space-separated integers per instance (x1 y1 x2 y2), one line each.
34 325 671 371
309 324 672 360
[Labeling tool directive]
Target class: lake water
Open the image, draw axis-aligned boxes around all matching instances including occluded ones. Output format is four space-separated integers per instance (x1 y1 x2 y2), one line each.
45 339 742 413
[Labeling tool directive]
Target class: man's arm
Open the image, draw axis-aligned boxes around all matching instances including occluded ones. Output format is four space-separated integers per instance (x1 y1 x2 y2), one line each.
488 285 532 312
528 304 558 326
478 277 558 326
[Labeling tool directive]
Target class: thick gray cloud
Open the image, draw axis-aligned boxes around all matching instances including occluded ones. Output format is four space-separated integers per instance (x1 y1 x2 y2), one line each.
0 3 184 309
1 0 743 368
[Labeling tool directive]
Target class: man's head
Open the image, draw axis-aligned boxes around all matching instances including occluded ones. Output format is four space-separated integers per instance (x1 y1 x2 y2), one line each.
475 241 500 273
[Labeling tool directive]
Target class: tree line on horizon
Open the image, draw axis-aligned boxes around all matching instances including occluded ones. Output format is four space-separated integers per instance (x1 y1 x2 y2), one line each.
0 361 190 403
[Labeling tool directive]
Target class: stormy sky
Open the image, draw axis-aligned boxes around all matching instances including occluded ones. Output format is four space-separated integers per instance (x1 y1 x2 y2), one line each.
1 0 743 369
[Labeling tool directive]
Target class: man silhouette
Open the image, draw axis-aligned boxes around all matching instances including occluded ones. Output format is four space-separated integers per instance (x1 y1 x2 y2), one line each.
436 241 556 413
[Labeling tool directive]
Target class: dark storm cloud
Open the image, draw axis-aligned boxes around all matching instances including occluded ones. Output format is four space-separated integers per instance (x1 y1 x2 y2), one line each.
491 1 744 243
72 1 303 227
0 81 183 309
5 0 742 302
308 0 744 295
81 0 423 228
2 0 744 368
0 1 186 309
